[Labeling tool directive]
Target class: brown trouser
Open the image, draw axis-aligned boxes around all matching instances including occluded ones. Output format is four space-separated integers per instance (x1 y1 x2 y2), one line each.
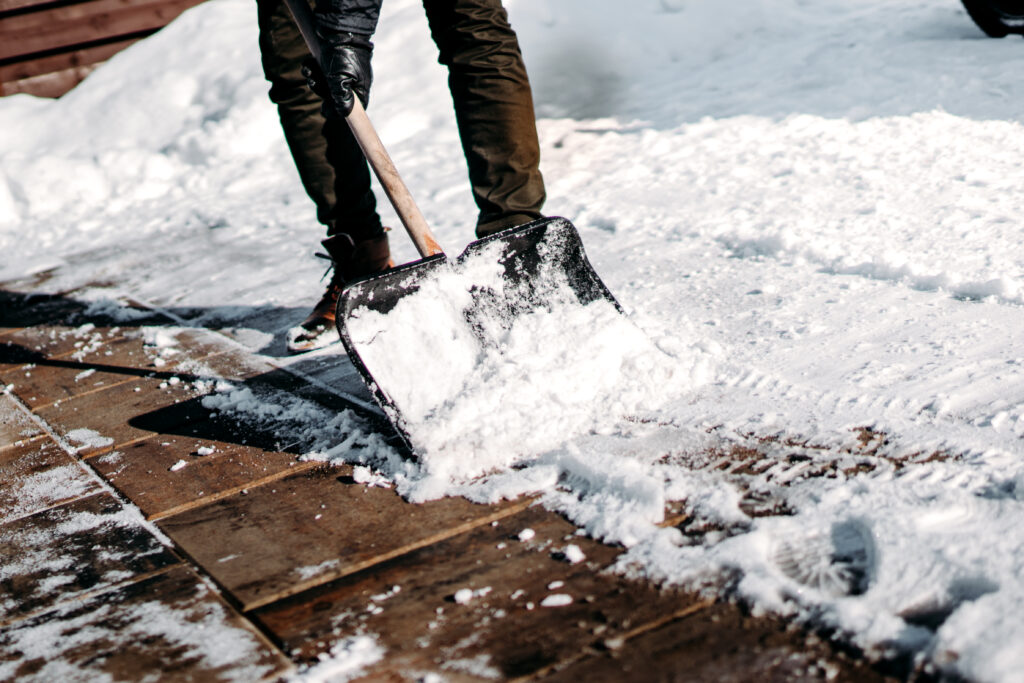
257 0 546 240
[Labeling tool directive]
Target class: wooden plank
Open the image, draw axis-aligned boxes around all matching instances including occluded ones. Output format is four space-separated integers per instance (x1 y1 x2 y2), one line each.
0 492 179 625
539 601 892 683
2 328 238 410
253 504 709 680
0 565 292 681
0 0 205 61
6 361 156 410
158 466 534 611
90 433 318 520
0 60 96 97
0 438 100 524
34 375 210 457
1 325 129 366
0 393 42 447
0 0 91 15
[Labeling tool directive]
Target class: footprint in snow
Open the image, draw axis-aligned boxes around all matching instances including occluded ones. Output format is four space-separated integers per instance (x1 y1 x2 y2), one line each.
771 520 874 598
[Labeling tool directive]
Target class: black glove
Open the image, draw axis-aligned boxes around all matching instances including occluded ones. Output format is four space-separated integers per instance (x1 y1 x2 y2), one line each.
313 30 373 117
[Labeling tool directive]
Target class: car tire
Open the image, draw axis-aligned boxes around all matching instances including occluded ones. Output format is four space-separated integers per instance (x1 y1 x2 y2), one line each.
961 0 1024 37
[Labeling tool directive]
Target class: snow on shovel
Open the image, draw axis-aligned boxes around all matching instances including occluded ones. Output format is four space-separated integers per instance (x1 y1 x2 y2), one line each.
286 0 626 458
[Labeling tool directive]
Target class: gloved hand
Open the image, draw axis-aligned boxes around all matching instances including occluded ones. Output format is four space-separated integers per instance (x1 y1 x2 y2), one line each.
313 30 373 117
300 57 329 101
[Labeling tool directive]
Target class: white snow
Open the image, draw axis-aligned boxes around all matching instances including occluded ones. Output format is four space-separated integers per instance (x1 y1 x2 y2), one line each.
560 545 586 565
4 0 1024 679
292 635 384 683
454 587 493 605
64 428 114 452
540 594 574 608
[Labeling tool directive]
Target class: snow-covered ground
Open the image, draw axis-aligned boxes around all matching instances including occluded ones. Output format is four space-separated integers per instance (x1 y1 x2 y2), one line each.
4 0 1024 679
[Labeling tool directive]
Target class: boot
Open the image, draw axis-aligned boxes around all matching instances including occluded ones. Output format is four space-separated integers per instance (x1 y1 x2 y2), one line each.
286 232 392 353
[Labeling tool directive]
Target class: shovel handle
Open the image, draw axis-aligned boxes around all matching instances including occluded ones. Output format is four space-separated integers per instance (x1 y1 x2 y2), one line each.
283 0 445 258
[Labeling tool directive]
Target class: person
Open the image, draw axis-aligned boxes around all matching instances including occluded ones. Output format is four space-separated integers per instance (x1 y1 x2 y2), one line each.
256 0 547 353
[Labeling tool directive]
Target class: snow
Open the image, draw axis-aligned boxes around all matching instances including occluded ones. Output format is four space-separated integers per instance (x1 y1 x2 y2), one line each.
64 428 114 452
0 589 280 683
560 545 586 564
540 594 573 608
293 635 384 682
454 587 492 605
3 0 1024 679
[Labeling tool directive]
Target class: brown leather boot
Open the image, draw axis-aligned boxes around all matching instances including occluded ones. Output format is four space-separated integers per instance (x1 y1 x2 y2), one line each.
286 232 393 353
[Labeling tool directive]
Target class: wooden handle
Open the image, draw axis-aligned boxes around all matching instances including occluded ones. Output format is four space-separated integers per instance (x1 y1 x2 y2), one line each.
283 0 445 258
345 100 444 257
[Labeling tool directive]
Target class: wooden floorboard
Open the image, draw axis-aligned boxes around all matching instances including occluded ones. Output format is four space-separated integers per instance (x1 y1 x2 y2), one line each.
33 375 209 457
0 492 179 626
0 393 43 446
536 601 894 682
0 436 100 524
90 433 319 520
0 324 130 364
158 465 533 611
0 565 292 682
253 504 711 680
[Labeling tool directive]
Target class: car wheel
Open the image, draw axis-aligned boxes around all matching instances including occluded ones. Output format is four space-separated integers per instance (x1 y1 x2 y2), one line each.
962 0 1024 37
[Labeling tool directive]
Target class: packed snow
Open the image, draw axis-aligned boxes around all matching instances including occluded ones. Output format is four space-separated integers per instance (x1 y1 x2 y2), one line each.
4 0 1024 680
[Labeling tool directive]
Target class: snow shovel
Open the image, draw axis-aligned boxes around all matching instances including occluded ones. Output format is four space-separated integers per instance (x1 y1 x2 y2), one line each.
285 0 621 452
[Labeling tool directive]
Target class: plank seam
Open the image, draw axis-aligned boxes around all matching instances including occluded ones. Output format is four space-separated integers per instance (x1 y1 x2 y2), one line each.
146 459 322 521
240 497 539 612
511 597 717 682
0 431 48 455
0 477 103 526
0 563 180 630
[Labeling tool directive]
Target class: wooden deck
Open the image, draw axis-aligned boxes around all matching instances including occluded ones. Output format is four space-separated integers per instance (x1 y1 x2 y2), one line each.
0 0 207 97
0 278 899 681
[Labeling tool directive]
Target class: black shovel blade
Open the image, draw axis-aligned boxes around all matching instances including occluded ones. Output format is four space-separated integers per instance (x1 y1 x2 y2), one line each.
335 216 620 454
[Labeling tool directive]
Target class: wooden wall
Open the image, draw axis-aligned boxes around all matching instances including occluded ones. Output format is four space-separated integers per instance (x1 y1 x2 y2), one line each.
0 0 207 98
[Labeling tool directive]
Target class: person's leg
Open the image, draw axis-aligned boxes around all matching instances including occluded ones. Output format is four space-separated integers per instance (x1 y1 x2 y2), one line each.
258 0 391 352
257 0 383 241
421 0 546 238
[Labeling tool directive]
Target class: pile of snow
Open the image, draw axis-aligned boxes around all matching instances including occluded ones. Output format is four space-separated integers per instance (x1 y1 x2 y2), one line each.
5 0 1024 679
346 222 705 479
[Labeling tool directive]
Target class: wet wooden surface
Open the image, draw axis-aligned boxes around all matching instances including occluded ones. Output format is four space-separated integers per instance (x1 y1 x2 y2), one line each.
254 503 711 679
538 601 891 683
34 375 208 457
159 465 533 611
0 282 899 681
0 437 100 524
90 434 319 520
0 565 291 682
0 492 179 624
0 393 42 445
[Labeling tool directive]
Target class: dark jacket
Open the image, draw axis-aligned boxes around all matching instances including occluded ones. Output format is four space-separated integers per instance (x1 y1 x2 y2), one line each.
315 0 382 35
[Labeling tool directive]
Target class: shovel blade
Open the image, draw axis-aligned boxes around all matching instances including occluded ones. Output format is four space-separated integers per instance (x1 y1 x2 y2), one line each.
335 216 619 453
